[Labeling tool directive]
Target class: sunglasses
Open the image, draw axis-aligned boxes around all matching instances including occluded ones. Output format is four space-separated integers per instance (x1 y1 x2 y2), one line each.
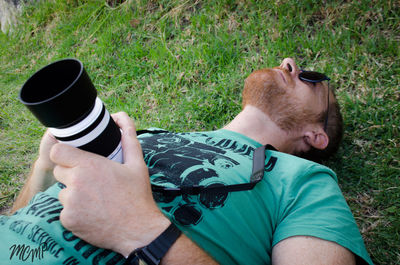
298 70 331 132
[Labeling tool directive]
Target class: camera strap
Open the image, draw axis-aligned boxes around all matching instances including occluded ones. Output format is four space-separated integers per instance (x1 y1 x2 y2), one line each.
136 129 276 196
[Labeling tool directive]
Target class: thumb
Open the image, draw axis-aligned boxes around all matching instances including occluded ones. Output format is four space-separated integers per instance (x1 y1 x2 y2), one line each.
111 112 145 166
121 127 145 166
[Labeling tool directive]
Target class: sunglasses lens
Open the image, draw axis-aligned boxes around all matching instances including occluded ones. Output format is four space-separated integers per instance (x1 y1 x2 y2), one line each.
299 71 328 82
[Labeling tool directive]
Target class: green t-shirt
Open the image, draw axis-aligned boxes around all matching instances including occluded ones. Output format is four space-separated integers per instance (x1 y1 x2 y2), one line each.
0 129 373 264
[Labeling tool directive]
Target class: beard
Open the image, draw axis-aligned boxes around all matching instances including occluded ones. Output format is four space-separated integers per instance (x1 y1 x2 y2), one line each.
242 68 319 132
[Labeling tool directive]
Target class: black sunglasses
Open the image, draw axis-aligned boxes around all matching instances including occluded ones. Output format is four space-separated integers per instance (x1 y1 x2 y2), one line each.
136 130 276 196
298 70 331 132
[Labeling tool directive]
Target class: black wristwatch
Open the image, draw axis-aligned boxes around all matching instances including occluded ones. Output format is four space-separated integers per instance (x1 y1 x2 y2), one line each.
124 223 181 265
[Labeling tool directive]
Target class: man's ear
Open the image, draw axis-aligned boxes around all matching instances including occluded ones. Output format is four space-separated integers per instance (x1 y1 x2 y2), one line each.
304 129 329 150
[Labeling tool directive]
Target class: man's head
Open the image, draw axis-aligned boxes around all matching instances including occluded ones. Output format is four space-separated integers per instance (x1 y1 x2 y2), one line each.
242 58 343 162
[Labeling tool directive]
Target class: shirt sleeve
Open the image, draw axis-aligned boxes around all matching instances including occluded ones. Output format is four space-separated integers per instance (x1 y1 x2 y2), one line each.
272 165 373 265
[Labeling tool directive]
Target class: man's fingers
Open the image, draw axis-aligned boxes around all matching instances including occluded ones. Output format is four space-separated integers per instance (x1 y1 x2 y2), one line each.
122 128 146 166
58 188 80 231
43 129 58 144
57 185 68 206
112 112 144 166
51 112 145 174
50 143 91 168
111 112 136 132
53 165 72 186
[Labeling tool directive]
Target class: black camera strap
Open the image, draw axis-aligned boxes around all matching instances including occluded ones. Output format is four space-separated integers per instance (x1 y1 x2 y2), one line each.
136 129 170 136
136 129 276 196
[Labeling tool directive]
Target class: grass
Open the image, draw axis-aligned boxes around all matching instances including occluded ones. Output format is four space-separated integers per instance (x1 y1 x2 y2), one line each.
0 0 399 263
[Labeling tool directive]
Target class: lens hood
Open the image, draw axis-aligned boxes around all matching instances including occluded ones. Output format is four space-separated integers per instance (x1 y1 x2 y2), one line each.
19 58 97 128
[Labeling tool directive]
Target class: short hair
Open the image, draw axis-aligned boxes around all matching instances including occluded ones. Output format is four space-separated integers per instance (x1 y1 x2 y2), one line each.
298 90 344 162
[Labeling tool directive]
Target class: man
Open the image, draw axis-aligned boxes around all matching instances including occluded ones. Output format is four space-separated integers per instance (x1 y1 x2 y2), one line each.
1 58 373 264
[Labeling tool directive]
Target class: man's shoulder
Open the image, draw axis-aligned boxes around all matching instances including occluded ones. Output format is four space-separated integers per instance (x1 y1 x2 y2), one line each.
138 129 337 181
266 150 338 183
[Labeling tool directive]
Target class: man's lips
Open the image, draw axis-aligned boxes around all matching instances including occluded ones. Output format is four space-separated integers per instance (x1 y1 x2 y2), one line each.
274 68 288 85
273 67 291 85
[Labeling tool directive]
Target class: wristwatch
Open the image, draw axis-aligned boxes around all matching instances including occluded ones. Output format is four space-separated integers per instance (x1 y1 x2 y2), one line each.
124 223 181 265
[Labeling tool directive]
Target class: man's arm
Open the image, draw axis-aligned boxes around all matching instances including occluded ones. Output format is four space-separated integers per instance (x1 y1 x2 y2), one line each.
50 112 217 264
272 236 356 265
11 131 57 213
161 234 217 265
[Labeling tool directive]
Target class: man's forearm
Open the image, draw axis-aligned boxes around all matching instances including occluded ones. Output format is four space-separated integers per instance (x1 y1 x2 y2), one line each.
161 234 218 265
113 213 218 264
11 159 56 213
11 131 58 214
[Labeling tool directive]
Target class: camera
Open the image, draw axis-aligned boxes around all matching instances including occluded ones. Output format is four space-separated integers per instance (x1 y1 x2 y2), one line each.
19 58 123 163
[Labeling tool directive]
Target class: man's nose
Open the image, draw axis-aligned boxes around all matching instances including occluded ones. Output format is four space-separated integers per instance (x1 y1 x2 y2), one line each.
280 58 299 77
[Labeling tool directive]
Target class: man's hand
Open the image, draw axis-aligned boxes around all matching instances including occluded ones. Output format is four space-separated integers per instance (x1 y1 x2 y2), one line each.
51 112 170 256
50 112 217 264
37 130 58 170
11 130 58 213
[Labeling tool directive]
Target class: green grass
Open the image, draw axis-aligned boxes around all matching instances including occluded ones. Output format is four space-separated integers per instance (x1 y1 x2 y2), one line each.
0 0 399 263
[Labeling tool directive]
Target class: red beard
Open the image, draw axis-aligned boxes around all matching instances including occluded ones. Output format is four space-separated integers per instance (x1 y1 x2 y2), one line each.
242 68 320 132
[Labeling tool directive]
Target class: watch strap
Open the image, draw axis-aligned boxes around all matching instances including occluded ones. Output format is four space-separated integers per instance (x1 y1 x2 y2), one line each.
125 223 181 265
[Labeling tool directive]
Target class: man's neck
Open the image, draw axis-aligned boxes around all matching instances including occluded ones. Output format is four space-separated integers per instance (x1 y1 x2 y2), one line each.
223 106 300 154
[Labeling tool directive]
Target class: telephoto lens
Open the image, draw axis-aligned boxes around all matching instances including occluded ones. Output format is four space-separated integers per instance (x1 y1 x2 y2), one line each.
19 58 123 163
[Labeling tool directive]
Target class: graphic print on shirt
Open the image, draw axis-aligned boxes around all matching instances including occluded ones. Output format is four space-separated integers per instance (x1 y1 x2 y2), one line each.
1 186 125 265
139 132 277 227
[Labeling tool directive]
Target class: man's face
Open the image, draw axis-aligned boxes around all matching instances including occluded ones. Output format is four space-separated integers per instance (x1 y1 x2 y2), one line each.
242 58 331 132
